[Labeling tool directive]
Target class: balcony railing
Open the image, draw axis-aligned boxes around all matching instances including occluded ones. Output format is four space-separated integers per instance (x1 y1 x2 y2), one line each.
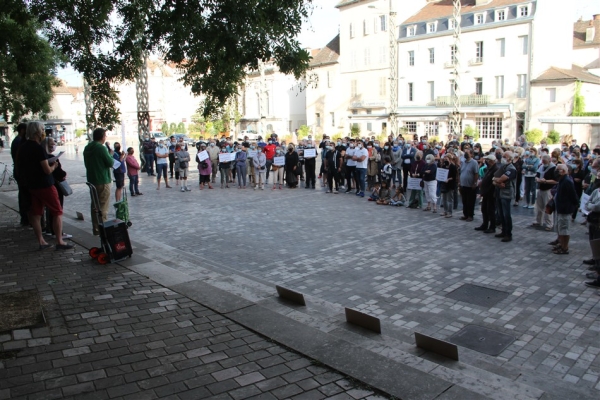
469 57 484 66
436 95 490 107
444 60 457 69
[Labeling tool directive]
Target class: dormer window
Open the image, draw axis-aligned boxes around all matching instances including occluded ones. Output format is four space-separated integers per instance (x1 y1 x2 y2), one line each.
407 25 416 37
518 4 530 18
449 18 456 30
427 22 437 33
474 13 485 25
495 8 507 21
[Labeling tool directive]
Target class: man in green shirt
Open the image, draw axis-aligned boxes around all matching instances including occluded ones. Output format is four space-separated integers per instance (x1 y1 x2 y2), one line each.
83 128 114 235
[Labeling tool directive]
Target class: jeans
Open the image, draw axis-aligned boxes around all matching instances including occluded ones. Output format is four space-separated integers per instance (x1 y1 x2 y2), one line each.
496 196 513 236
442 191 453 214
409 189 423 208
524 176 537 205
356 168 367 193
128 174 140 195
391 168 402 187
460 186 476 218
156 163 167 180
345 165 356 189
220 167 230 185
481 194 496 229
265 160 273 181
236 164 247 187
144 154 155 175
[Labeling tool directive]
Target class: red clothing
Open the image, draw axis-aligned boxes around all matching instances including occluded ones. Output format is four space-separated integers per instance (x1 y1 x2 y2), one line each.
264 144 276 160
125 155 140 176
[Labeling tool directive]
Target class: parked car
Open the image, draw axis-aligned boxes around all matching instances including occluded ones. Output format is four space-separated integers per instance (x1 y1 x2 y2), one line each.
170 134 193 148
150 131 168 142
239 130 259 141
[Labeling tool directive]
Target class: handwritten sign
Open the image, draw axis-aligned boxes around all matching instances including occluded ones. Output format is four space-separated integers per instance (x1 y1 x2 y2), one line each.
219 153 235 163
274 156 285 166
581 193 591 216
247 150 257 158
197 150 209 162
407 177 422 191
436 168 449 182
303 148 316 158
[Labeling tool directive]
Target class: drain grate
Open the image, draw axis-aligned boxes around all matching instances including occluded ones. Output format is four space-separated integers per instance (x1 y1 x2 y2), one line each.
449 325 515 356
0 290 45 333
445 284 509 308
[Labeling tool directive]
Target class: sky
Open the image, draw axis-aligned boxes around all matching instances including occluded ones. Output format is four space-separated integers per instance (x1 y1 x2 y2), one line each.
58 0 600 86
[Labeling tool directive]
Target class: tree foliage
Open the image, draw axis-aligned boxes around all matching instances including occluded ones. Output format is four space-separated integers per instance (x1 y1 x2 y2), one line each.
30 0 313 128
0 0 60 123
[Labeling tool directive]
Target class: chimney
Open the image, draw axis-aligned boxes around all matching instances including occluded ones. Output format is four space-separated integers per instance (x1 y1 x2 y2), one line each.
587 20 596 43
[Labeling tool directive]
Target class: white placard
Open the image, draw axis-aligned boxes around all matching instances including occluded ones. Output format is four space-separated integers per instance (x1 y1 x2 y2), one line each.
47 151 65 165
113 159 121 170
407 177 422 191
436 168 449 182
247 150 257 158
303 148 316 158
198 150 209 162
581 193 591 216
219 153 235 163
273 156 285 166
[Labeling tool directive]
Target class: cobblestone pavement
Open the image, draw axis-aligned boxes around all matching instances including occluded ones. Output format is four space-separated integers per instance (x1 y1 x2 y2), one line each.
1 148 600 395
0 204 390 400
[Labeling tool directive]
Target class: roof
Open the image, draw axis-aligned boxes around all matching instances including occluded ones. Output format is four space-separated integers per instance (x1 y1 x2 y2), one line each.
532 64 600 85
309 35 340 68
403 0 528 24
52 80 73 95
147 60 173 77
335 0 365 8
573 19 600 47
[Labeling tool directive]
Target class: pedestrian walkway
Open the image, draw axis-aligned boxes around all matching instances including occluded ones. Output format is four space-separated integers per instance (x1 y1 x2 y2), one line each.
0 205 388 400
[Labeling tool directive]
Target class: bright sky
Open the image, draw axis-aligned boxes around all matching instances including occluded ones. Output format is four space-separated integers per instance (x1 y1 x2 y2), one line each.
58 0 600 86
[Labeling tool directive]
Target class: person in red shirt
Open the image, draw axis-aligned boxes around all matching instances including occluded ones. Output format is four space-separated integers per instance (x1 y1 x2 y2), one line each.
263 139 277 184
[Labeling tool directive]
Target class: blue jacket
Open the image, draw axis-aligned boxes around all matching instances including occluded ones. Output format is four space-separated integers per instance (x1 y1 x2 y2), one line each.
401 147 416 163
555 175 579 215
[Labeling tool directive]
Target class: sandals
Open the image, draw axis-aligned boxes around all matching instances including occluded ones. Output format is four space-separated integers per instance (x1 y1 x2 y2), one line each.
548 240 559 246
423 207 431 212
553 247 569 255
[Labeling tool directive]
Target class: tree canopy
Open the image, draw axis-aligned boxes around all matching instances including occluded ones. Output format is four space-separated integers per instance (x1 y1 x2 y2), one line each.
30 0 313 128
0 0 60 124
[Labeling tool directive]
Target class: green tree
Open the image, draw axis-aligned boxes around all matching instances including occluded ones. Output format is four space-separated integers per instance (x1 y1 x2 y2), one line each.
188 114 206 134
161 122 169 134
463 125 480 142
350 124 361 138
0 0 60 123
169 122 177 134
176 122 186 134
547 130 561 144
31 0 312 128
296 125 310 139
525 129 544 145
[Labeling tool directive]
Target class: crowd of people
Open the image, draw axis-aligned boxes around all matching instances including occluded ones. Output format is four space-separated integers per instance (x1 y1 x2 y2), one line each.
9 122 600 291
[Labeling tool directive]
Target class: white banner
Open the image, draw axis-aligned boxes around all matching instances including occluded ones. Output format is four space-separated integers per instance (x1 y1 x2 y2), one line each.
274 156 285 166
581 193 591 216
219 153 235 163
247 150 257 158
198 150 209 162
436 168 449 182
407 177 422 191
303 148 316 158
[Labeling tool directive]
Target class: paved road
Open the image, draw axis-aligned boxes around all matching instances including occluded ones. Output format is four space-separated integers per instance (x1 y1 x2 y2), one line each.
1 147 600 394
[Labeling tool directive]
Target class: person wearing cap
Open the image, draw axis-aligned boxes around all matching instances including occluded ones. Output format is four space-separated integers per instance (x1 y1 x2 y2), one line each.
475 154 499 231
142 136 156 176
196 143 213 189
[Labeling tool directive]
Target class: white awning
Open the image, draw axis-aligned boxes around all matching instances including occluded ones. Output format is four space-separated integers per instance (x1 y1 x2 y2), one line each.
539 117 600 124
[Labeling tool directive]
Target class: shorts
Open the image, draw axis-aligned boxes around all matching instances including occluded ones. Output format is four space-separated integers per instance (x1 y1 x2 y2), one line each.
114 171 125 189
179 168 188 178
156 163 168 179
29 186 63 217
200 174 210 184
555 213 571 236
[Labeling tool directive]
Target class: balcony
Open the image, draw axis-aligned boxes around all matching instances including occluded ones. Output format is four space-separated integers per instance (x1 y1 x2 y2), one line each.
444 60 457 69
436 95 490 107
469 57 484 66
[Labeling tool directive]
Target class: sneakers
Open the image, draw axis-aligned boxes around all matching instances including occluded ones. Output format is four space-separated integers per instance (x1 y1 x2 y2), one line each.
185 186 191 191
528 204 534 209
584 280 600 288
522 204 529 208
359 192 365 197
333 189 339 194
56 243 75 251
181 187 185 192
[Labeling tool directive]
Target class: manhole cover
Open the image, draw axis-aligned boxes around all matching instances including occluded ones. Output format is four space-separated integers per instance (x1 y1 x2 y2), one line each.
0 290 46 333
445 284 509 308
449 325 515 356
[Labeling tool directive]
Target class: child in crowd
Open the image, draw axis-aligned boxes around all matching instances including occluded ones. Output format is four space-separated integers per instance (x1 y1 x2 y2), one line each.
389 187 406 207
368 182 381 202
376 181 391 205
381 157 393 186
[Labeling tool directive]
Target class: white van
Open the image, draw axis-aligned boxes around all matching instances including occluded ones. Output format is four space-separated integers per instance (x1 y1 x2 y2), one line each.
239 130 259 141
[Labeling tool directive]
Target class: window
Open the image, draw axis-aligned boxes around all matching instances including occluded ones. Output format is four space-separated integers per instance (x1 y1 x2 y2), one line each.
519 5 529 17
408 83 414 102
476 117 503 139
496 9 506 21
379 15 387 32
350 23 355 38
351 80 358 97
408 50 414 66
496 38 505 57
475 13 485 25
450 79 457 96
475 41 484 62
330 112 335 127
379 77 387 96
427 22 436 33
405 122 417 133
425 122 439 136
327 71 332 88
495 75 504 99
519 35 528 55
316 113 321 127
516 112 525 136
407 25 416 37
363 19 370 35
428 81 435 102
449 18 456 30
517 74 527 98
366 109 372 115
265 92 270 115
379 46 387 64
450 45 457 64
367 123 373 131
547 88 556 102
364 48 371 66
352 109 358 115
475 78 483 95
429 48 435 64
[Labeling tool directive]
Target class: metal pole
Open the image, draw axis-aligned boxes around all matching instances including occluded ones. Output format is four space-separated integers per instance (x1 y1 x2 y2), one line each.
389 0 398 137
84 78 94 142
136 55 150 170
451 0 462 137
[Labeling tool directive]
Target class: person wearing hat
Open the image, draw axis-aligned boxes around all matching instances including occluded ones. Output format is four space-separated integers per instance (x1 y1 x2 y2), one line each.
475 154 499 232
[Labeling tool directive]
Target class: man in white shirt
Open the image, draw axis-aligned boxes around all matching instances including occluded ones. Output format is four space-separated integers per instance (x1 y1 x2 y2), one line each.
155 140 172 190
352 140 368 197
344 139 357 193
